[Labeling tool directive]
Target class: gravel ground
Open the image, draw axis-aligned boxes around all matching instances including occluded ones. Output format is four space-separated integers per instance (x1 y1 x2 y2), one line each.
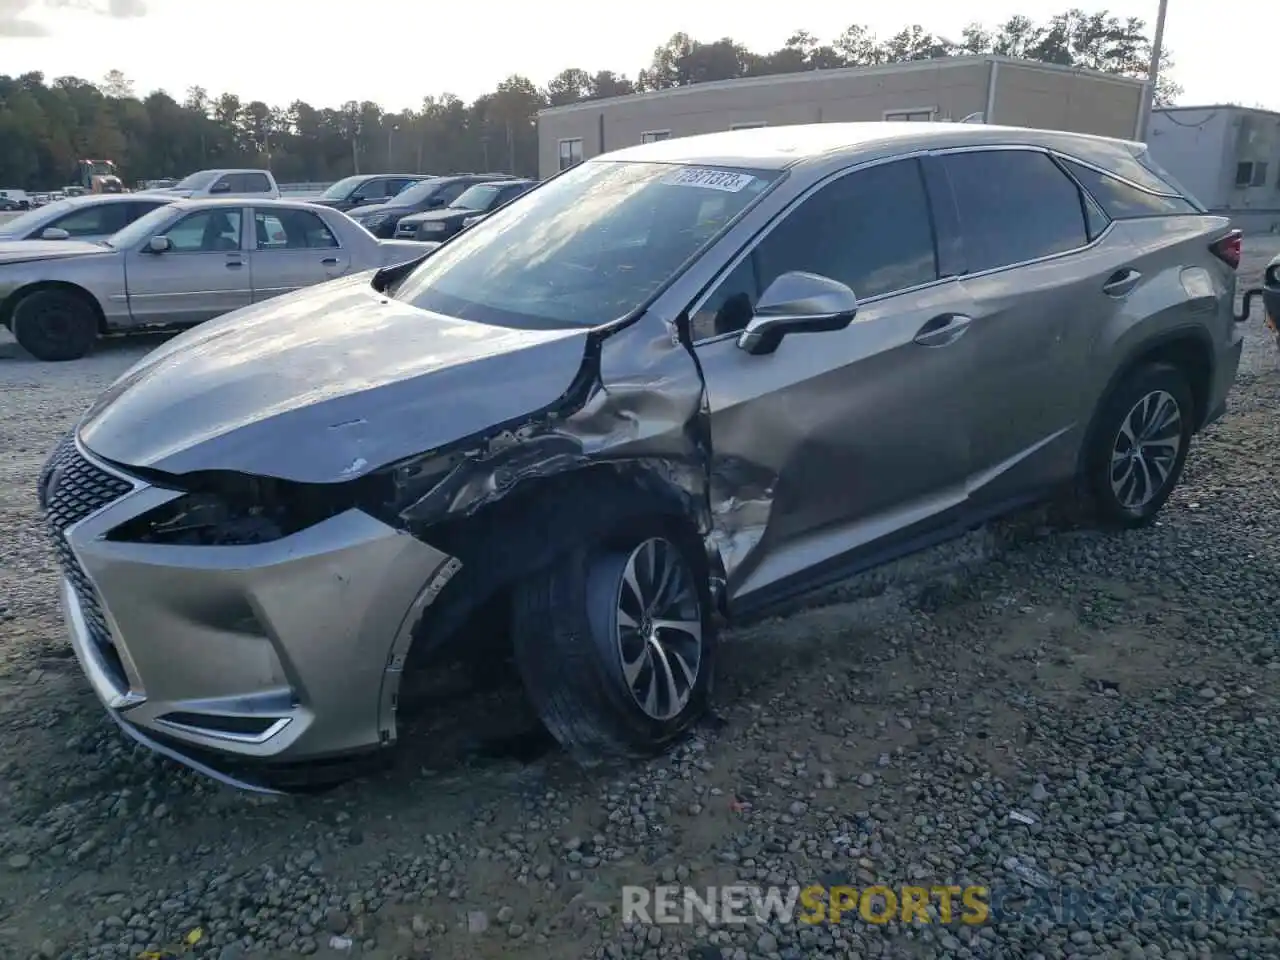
0 242 1278 960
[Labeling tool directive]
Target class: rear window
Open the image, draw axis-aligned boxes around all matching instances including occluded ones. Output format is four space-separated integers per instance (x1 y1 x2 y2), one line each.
392 161 782 328
1060 159 1198 219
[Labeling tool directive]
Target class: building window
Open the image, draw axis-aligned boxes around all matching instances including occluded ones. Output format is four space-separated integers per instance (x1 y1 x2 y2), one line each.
730 121 766 130
558 138 583 172
1236 161 1268 188
884 109 936 122
640 130 671 143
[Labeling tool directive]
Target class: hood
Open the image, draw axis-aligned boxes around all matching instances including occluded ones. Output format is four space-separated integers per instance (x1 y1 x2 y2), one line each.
0 240 112 264
77 273 593 483
308 197 345 209
399 207 477 226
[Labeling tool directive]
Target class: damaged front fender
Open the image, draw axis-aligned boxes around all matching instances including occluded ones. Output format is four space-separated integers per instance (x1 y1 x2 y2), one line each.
383 312 726 651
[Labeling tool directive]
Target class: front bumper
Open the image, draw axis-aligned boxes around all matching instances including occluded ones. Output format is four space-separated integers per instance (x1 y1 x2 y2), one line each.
43 436 459 790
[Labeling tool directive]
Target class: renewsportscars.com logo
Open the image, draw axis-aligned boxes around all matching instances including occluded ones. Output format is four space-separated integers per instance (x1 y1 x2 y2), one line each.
622 884 1253 927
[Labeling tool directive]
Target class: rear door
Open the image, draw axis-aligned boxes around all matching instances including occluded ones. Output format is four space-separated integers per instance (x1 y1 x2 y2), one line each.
124 206 252 325
248 207 350 301
935 147 1133 506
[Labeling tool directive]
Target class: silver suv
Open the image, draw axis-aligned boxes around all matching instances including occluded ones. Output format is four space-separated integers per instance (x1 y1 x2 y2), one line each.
40 123 1244 791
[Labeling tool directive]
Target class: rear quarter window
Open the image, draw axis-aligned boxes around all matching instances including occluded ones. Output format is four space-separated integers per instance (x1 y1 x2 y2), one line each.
1059 159 1197 219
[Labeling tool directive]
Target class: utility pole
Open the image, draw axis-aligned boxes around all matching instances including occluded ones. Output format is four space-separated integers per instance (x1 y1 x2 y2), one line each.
387 123 399 169
1137 0 1169 142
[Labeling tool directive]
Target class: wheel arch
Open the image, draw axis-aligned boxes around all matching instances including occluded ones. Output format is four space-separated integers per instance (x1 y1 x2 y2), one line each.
1077 326 1214 476
404 460 713 662
1 280 109 334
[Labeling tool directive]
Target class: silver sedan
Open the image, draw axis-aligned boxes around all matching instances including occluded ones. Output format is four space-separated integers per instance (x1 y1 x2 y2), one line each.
0 193 176 243
0 197 438 361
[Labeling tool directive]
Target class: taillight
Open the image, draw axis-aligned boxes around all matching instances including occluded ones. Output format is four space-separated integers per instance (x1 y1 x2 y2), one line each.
1210 230 1242 270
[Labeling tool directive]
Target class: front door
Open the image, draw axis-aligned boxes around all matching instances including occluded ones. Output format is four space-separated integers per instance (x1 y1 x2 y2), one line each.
689 158 977 609
123 207 252 326
248 207 351 301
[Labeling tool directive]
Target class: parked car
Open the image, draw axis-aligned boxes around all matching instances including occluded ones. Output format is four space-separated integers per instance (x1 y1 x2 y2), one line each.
1239 252 1280 351
347 173 514 238
1 197 433 361
310 174 433 213
37 123 1243 791
0 189 32 210
145 169 281 200
0 194 176 243
394 178 536 241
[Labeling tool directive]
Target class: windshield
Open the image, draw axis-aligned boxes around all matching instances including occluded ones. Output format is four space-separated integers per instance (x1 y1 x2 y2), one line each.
102 203 179 248
449 184 502 210
391 179 444 205
0 200 69 234
393 161 780 329
172 171 218 191
321 176 365 200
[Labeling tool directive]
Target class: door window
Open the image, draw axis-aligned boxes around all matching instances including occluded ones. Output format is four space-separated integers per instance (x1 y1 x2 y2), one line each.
353 179 388 200
253 209 339 249
45 202 130 237
1059 158 1197 219
162 209 243 252
236 172 273 193
127 200 171 223
690 158 939 341
942 150 1089 274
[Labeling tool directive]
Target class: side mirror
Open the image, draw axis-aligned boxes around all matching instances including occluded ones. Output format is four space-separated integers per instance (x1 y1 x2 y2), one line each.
40 227 70 241
425 196 445 208
147 236 172 253
736 271 858 355
210 182 231 194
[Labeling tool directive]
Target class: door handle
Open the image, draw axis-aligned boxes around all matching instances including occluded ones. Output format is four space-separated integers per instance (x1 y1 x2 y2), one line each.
914 313 972 347
321 257 340 265
1102 268 1141 297
225 259 242 269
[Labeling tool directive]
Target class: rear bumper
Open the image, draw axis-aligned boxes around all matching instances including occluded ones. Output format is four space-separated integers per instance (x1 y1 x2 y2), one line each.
1202 324 1244 430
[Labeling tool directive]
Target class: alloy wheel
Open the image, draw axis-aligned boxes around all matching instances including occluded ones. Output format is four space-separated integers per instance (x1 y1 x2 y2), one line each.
614 537 703 721
1110 389 1183 510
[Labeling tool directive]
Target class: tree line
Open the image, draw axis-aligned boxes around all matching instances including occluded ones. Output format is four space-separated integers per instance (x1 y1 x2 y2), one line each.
0 8 1177 190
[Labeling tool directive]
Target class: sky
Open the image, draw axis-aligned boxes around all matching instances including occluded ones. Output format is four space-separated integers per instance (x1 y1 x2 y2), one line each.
0 0 1276 113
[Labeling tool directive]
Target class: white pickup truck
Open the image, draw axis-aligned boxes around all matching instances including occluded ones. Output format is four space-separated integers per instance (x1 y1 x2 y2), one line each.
144 169 281 200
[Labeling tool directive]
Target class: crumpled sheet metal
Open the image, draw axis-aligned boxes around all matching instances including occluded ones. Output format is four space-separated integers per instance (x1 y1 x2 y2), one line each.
392 314 758 604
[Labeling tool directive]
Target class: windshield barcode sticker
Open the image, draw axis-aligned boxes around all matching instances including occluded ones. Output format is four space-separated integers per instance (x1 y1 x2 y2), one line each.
665 169 755 192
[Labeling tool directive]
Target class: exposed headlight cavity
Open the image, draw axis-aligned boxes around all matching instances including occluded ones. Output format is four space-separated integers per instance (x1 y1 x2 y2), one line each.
107 473 369 546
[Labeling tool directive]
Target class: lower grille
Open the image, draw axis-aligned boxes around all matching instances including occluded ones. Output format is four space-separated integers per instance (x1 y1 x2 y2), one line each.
39 434 135 685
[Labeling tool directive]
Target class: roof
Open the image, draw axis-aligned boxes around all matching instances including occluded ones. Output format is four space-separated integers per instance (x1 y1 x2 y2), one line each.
598 121 1141 171
169 197 334 212
41 193 144 206
539 54 1145 118
1155 104 1280 121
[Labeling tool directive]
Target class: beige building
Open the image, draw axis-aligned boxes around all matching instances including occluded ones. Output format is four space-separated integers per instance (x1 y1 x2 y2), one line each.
537 55 1147 179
